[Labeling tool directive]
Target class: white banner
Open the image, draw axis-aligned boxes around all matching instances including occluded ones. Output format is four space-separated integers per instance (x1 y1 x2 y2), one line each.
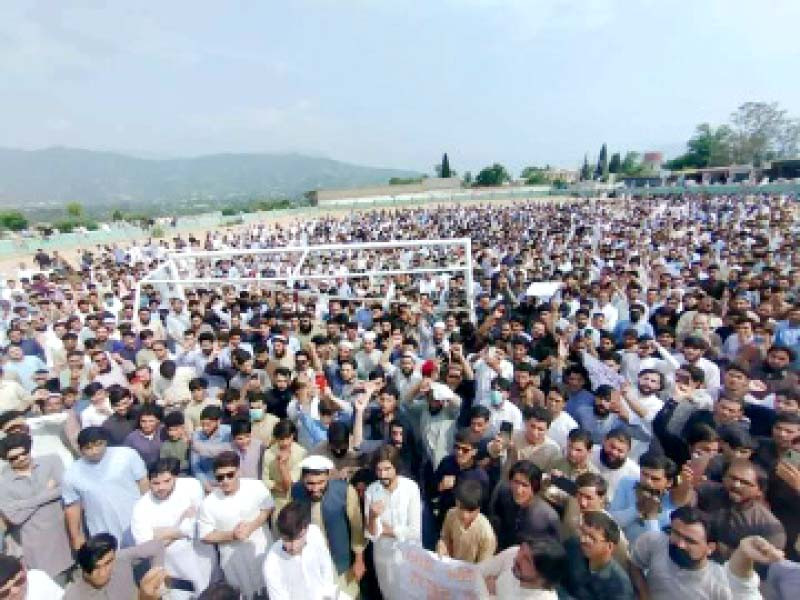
393 542 482 600
525 281 562 298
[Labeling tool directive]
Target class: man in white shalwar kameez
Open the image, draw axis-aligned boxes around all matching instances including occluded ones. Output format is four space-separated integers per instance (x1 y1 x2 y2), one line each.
364 445 422 600
477 537 567 599
198 451 274 600
263 500 350 600
131 458 217 599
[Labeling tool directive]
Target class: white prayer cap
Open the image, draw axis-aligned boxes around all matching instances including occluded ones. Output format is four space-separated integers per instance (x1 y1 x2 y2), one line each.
300 455 335 472
433 321 446 329
339 340 354 350
363 331 377 342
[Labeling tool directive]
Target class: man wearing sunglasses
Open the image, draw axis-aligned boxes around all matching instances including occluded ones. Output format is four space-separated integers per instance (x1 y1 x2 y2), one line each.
0 554 63 600
0 434 72 584
198 451 274 600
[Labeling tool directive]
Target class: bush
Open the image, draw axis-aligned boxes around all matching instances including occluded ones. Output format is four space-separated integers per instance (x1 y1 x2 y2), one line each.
0 210 29 231
86 221 99 231
221 207 239 216
151 225 165 238
53 219 76 233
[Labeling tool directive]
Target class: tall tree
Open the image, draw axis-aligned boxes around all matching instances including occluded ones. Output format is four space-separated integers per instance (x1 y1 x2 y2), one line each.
620 152 644 176
580 154 592 181
595 144 608 180
66 202 83 218
665 123 733 170
441 153 451 178
729 101 798 165
608 153 621 174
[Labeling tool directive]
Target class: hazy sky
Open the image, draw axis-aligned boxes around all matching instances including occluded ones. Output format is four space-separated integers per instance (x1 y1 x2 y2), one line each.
1 0 799 175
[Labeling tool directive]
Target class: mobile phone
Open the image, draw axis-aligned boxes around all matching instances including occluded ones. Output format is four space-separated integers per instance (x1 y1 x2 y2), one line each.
499 421 513 438
784 449 800 468
550 475 578 496
164 577 195 592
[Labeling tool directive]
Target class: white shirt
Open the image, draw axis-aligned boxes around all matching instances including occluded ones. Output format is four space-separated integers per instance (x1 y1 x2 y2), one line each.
28 412 74 469
80 402 111 428
489 401 524 435
197 478 274 597
364 476 422 545
678 355 721 399
548 411 578 452
263 524 340 600
474 358 514 406
131 477 216 597
590 446 640 503
25 568 64 600
624 391 664 460
477 546 558 599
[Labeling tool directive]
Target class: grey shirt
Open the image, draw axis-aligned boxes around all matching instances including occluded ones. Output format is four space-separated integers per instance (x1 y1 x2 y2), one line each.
0 454 73 577
63 539 164 600
631 532 759 600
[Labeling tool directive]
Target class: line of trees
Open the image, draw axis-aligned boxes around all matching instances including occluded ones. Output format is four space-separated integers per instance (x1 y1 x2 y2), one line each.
665 101 800 170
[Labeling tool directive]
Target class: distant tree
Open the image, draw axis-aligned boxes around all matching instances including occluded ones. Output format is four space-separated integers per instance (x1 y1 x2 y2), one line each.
664 102 799 170
389 176 424 185
0 210 28 231
520 166 550 185
608 152 621 174
111 209 124 221
595 144 608 180
580 154 592 181
665 123 733 170
474 163 511 187
66 202 83 218
729 101 799 165
620 152 647 177
441 153 451 178
462 171 473 186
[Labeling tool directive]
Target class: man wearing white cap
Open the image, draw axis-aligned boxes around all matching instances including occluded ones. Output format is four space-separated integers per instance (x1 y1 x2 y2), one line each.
291 455 366 598
420 320 450 360
354 332 382 379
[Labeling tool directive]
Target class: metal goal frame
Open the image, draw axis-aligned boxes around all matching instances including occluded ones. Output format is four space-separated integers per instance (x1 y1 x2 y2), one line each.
134 237 476 322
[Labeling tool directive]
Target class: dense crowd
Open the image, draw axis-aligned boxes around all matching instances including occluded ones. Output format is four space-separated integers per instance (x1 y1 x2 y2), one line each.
0 194 799 599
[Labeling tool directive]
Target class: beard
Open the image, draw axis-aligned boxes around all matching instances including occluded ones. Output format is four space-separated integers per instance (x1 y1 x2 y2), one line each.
600 448 626 470
593 405 610 417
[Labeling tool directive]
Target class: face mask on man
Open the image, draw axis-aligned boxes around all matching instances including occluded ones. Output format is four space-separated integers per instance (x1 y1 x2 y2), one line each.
249 408 264 422
668 543 704 570
490 390 504 407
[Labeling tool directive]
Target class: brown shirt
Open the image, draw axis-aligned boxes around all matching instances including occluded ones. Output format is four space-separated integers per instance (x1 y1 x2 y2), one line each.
439 508 497 563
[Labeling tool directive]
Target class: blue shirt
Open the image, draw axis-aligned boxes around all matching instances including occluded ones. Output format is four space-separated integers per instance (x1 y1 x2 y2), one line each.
608 476 675 545
190 424 231 485
3 355 47 391
565 389 595 420
612 320 654 344
774 320 800 369
62 446 146 545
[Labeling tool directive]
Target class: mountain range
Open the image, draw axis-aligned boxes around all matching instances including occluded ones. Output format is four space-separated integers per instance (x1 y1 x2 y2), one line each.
0 147 420 214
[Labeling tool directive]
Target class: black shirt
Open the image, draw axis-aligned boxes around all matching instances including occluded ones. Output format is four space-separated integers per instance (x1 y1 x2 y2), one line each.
490 482 561 550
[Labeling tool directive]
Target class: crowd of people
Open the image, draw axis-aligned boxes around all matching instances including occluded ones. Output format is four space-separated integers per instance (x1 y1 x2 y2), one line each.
0 193 799 599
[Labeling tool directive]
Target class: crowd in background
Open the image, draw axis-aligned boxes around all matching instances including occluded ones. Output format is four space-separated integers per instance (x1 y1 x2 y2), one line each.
0 194 799 599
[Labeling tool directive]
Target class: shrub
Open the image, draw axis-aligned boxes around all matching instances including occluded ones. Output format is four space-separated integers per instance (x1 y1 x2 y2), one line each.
0 210 28 231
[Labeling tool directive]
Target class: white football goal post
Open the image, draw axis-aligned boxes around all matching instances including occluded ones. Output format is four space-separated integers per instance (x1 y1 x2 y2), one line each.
134 238 476 323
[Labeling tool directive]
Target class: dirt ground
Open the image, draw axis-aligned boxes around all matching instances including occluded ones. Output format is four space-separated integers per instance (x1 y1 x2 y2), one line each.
0 195 576 277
